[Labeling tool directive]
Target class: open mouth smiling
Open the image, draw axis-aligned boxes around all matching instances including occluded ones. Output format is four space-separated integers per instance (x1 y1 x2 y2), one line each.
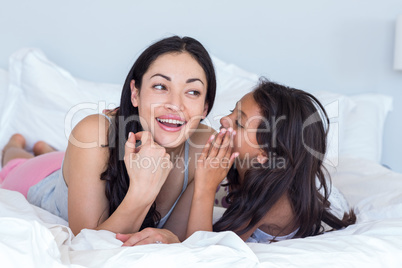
156 116 187 131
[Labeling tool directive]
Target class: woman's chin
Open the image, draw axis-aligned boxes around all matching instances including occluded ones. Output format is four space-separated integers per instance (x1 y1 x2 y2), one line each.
153 136 186 149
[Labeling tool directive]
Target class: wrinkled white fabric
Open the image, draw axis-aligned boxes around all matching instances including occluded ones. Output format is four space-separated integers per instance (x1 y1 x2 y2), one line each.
1 157 402 268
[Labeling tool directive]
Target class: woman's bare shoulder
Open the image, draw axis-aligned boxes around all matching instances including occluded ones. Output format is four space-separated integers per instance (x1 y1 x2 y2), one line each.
69 114 112 148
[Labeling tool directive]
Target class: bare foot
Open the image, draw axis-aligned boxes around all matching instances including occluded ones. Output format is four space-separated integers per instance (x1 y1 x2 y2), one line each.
33 141 56 156
2 134 28 166
3 134 26 151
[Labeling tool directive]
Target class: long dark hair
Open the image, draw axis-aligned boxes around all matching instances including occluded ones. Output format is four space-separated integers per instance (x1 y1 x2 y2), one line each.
213 78 356 238
100 36 216 230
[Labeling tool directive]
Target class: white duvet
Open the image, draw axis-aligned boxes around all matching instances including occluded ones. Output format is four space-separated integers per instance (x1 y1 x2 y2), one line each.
1 157 402 268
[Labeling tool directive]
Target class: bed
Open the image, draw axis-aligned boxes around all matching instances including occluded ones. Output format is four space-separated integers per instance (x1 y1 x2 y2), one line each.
1 48 401 268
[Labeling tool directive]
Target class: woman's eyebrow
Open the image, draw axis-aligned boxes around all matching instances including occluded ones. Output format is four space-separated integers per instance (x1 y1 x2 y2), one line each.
150 74 204 85
151 73 171 81
186 78 204 85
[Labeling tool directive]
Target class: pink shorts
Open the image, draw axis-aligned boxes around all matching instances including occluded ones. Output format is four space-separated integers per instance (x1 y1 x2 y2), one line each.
0 151 65 198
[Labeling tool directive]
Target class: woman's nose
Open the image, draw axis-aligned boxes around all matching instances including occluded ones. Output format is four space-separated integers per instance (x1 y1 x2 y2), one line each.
220 115 232 129
164 103 182 112
164 94 184 112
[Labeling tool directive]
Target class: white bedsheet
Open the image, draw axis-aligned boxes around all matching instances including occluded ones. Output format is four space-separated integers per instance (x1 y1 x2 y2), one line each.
1 157 402 268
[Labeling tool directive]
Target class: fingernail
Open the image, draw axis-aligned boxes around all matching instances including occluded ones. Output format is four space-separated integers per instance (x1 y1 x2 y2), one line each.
228 127 233 132
129 132 133 139
221 128 226 134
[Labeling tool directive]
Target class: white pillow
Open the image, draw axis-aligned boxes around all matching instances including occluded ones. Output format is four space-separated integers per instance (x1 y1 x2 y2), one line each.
340 94 393 163
0 69 9 114
0 48 122 156
312 91 357 165
311 92 392 164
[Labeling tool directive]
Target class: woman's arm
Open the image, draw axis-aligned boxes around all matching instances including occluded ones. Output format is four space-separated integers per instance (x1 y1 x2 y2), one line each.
186 128 237 238
64 115 172 235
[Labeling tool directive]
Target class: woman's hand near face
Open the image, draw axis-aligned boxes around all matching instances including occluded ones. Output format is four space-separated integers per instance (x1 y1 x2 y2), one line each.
194 128 238 193
124 131 173 206
186 128 238 238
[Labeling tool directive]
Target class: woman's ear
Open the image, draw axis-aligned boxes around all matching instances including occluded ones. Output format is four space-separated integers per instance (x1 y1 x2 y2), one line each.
130 80 139 107
202 102 209 119
257 151 268 165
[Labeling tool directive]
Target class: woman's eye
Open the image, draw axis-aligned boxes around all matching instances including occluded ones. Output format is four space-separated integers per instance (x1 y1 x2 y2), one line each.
188 90 201 96
154 84 166 90
235 120 244 128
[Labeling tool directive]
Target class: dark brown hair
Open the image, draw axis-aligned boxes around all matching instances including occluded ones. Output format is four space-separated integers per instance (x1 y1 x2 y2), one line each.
100 36 216 229
213 78 356 238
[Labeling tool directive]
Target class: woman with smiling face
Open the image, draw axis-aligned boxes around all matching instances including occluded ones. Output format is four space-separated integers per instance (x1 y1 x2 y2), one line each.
0 36 216 244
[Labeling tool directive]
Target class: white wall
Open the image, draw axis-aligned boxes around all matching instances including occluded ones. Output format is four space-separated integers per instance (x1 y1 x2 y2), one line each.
0 0 401 171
